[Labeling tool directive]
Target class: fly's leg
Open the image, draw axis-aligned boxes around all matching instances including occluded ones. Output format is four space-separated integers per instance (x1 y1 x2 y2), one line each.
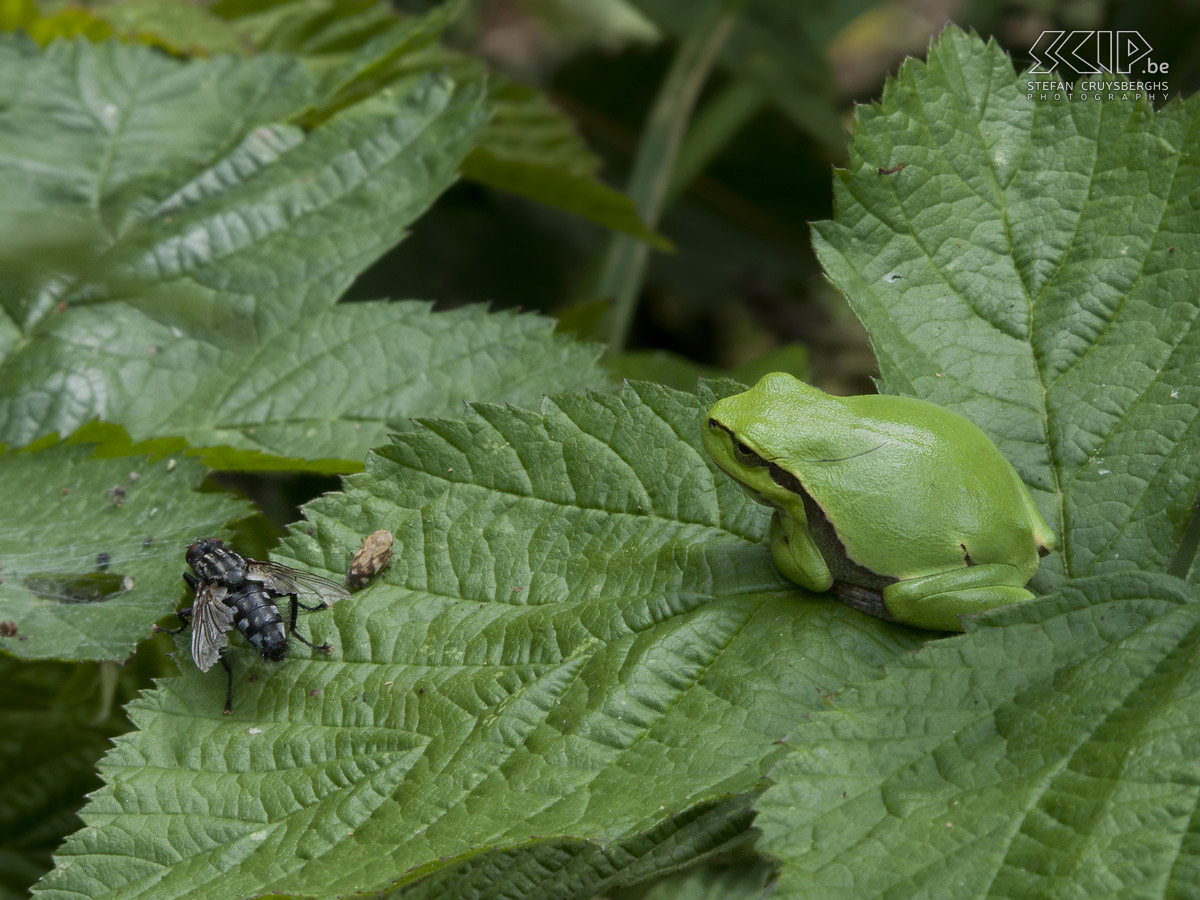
154 573 200 635
287 595 332 655
220 655 234 715
152 606 192 636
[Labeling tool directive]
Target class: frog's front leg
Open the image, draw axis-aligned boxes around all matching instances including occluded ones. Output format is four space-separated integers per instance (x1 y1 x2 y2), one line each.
881 564 1035 632
770 511 832 592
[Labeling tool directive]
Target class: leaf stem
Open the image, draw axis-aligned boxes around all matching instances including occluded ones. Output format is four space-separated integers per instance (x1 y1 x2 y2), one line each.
598 1 739 355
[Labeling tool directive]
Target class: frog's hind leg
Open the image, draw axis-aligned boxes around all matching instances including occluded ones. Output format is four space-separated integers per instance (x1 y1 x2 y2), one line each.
881 564 1033 632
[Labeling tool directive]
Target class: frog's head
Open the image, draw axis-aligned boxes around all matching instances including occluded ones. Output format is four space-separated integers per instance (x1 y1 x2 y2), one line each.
703 373 850 508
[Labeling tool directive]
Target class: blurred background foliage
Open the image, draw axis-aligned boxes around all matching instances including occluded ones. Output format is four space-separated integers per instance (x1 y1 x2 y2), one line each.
3 0 1200 896
324 0 1200 402
12 0 1200 408
380 0 1200 392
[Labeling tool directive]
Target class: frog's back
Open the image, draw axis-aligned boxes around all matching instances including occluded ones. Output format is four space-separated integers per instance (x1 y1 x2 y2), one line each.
805 394 1047 578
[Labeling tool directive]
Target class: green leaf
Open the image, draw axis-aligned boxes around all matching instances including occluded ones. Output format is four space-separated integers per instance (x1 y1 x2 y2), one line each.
211 0 407 56
198 0 665 244
20 298 604 472
387 794 759 899
481 78 599 179
812 28 1200 584
636 855 776 900
297 1 468 124
84 0 253 56
0 439 252 662
462 147 670 250
281 0 665 247
316 31 669 247
757 574 1200 897
0 39 314 253
0 37 607 469
36 383 923 899
463 74 668 248
1 0 116 44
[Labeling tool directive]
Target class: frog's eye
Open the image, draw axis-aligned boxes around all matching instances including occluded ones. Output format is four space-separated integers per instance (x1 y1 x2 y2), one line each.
732 440 763 466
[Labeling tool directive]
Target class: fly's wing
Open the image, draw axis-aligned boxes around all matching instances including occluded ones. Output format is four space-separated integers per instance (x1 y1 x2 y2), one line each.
190 581 235 672
246 559 350 608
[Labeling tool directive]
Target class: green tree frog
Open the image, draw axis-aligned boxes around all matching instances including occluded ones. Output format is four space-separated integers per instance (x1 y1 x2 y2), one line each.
703 373 1056 631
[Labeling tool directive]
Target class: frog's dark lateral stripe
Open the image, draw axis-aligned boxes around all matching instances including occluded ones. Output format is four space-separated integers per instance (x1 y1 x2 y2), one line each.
708 419 897 594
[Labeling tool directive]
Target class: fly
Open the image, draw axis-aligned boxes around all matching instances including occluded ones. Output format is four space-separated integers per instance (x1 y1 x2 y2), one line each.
155 539 349 714
185 538 350 610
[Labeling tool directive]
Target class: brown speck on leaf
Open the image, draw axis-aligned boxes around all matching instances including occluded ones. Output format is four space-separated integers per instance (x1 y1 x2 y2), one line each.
248 674 259 683
877 162 906 175
61 487 71 495
346 530 394 590
1170 246 1176 252
0 621 18 637
107 485 126 507
309 688 321 697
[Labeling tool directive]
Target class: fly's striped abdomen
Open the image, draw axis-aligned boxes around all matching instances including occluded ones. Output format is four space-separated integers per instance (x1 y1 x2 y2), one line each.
227 585 288 661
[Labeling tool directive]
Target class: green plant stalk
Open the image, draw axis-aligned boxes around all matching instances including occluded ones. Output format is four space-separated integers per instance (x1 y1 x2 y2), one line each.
666 74 767 208
90 660 121 726
598 0 739 354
